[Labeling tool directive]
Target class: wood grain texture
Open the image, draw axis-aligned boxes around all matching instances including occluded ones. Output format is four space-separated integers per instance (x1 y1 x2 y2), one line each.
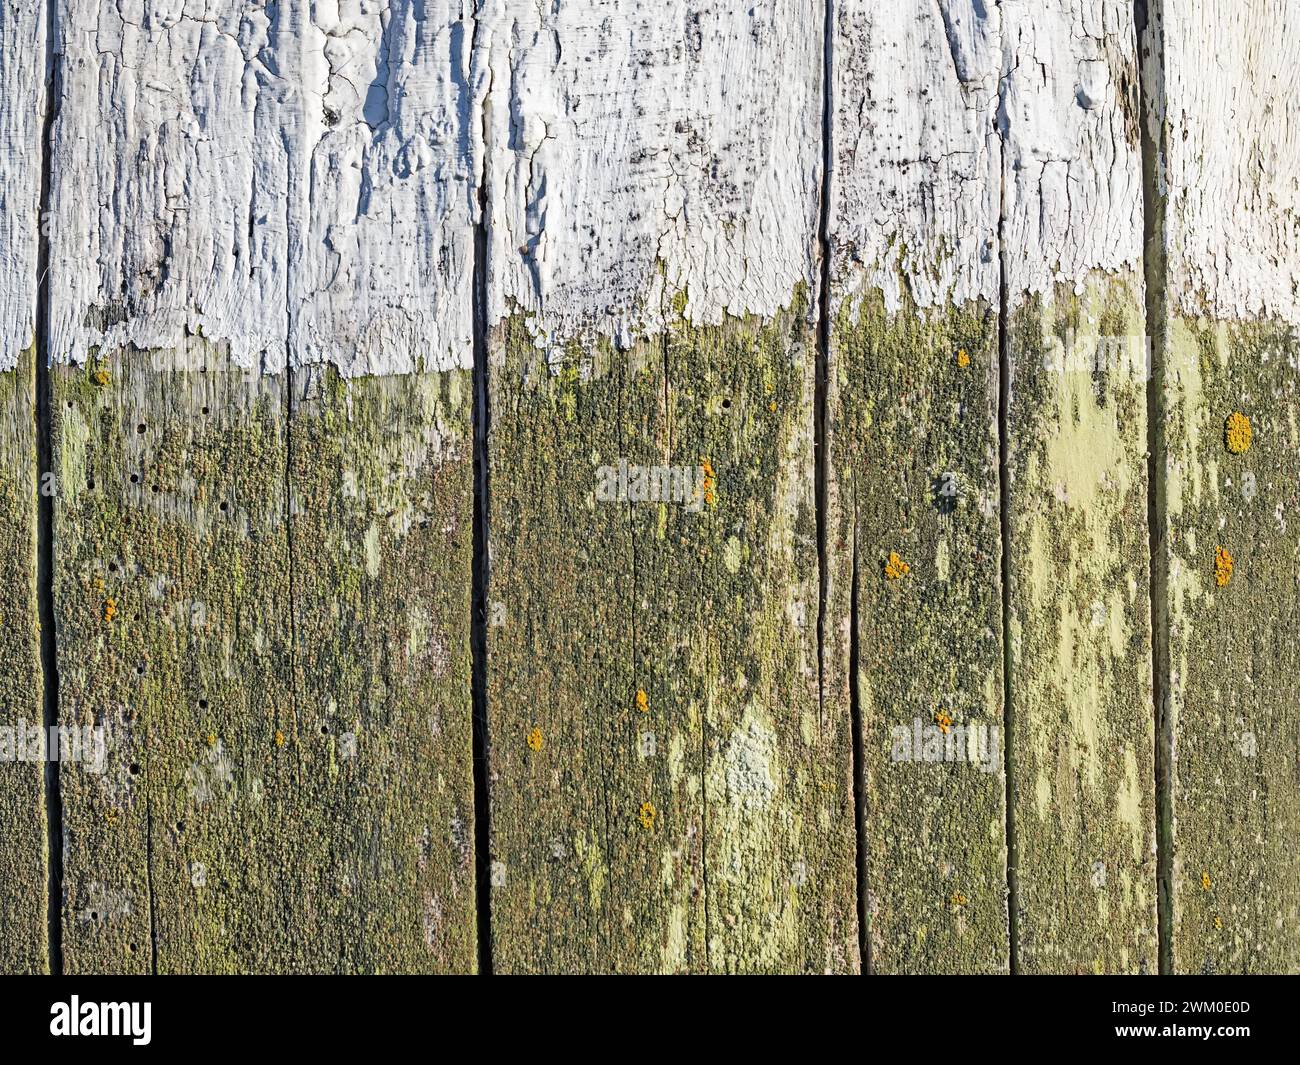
0 0 48 974
0 349 46 973
287 368 477 972
1001 0 1157 974
1149 0 1300 974
828 0 1008 973
46 0 480 972
481 1 856 972
52 351 292 972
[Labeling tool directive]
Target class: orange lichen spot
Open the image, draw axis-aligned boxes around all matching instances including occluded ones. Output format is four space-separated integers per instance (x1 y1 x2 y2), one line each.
1201 871 1212 892
635 689 649 714
102 598 117 623
955 348 970 368
525 726 544 752
935 710 953 735
92 368 110 387
700 458 717 507
1225 411 1252 454
1214 547 1233 588
884 551 910 580
275 730 286 748
950 891 968 908
638 801 656 830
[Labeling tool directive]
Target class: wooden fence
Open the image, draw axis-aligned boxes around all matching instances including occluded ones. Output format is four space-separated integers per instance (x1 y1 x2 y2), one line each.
0 0 1296 973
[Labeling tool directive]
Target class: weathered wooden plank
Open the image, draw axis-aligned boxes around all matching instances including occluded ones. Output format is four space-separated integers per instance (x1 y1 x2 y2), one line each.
828 0 1009 973
1001 0 1157 973
46 0 297 972
480 0 858 972
46 0 482 973
284 2 479 972
0 0 50 974
1147 0 1300 974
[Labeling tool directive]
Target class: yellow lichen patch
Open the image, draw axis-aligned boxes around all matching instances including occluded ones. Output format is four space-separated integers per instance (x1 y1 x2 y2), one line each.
525 726 544 752
884 551 910 580
950 891 968 909
206 732 217 747
91 367 110 387
1224 411 1252 454
1214 546 1233 587
635 688 648 714
935 709 953 735
1214 915 1223 931
274 730 285 747
955 348 970 368
768 400 777 412
101 598 117 623
638 801 656 830
1201 871 1212 892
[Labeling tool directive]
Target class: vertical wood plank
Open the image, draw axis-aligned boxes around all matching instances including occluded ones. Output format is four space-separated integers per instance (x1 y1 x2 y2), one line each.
285 2 479 972
1149 0 1300 974
1001 0 1157 974
828 0 1009 973
0 0 51 974
47 1 296 972
480 0 858 972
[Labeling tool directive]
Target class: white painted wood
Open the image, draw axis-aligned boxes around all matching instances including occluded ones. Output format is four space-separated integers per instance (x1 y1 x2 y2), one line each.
1000 0 1143 300
829 0 1001 311
475 0 823 348
293 0 478 375
48 0 297 372
1160 0 1300 325
0 0 45 371
831 0 1141 312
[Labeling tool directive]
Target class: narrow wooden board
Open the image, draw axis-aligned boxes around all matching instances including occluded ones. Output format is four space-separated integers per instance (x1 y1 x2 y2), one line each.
0 0 50 974
828 0 1009 973
287 368 477 972
0 348 46 973
1001 2 1157 973
1148 0 1300 974
480 2 857 971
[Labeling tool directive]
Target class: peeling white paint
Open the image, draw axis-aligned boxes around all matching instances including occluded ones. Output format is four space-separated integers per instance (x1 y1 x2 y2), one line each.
831 0 1142 314
1160 0 1300 325
0 0 45 370
476 0 823 347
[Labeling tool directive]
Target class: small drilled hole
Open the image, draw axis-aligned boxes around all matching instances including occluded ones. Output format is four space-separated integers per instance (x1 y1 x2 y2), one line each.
136 423 146 434
129 763 140 776
202 406 210 415
129 474 139 484
136 663 145 675
219 501 228 512
199 699 208 710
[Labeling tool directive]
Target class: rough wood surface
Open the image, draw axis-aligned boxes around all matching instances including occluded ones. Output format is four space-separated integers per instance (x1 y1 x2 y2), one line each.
0 0 1298 976
827 0 1008 973
1149 0 1300 974
1001 1 1157 974
480 1 858 972
0 0 49 974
